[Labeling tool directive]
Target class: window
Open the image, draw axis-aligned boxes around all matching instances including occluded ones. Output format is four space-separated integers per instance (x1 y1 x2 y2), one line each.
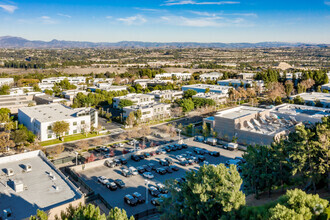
48 134 52 139
73 122 77 126
81 129 85 133
65 131 69 135
47 125 52 130
81 120 85 125
73 130 77 134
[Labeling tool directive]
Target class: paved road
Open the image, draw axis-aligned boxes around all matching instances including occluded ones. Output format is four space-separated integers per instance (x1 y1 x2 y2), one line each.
77 138 243 216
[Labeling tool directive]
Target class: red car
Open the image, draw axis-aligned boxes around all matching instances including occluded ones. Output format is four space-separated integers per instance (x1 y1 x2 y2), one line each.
150 151 157 156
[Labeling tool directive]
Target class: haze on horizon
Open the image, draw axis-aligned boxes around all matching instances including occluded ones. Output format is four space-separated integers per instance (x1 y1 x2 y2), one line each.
0 0 329 44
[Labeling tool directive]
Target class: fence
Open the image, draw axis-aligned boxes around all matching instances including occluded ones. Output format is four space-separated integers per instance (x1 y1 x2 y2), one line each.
65 167 95 197
52 156 76 165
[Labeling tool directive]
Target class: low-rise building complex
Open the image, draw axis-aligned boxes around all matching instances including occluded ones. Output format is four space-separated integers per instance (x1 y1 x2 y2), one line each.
199 72 222 81
290 92 330 108
0 94 36 113
181 84 231 94
148 90 183 102
123 102 171 122
192 92 227 104
154 73 191 80
113 93 155 108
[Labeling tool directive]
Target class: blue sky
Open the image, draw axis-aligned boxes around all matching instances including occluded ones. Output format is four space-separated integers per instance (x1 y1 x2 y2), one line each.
0 0 329 43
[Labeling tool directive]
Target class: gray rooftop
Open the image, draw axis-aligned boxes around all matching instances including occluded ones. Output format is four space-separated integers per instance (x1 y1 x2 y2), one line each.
216 106 266 119
290 92 330 103
19 103 91 123
0 151 81 219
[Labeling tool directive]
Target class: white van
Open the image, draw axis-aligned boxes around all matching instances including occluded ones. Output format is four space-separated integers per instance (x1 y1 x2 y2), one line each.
226 143 238 151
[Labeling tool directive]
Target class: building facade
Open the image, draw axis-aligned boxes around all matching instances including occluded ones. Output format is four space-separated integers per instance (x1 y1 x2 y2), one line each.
154 73 191 80
113 93 155 108
199 72 223 81
123 103 171 122
192 92 227 104
18 104 98 141
181 84 231 94
148 90 183 102
290 92 330 108
42 77 86 84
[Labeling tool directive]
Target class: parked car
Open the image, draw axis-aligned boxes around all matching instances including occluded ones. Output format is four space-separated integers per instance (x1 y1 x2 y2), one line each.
106 179 117 191
143 152 151 158
124 194 138 206
132 192 145 203
118 143 124 147
156 168 167 175
120 158 128 165
150 151 157 156
175 143 182 150
142 165 151 172
235 157 246 164
176 155 186 162
204 137 217 146
175 177 186 185
225 159 242 172
105 159 116 168
155 149 162 155
165 166 173 173
147 163 156 170
129 166 138 175
151 197 163 206
209 151 220 157
159 159 169 166
170 165 179 171
137 166 145 173
179 160 189 166
111 144 119 148
194 136 204 142
156 183 168 194
197 155 206 162
226 143 238 151
182 143 188 149
165 158 174 165
138 154 145 160
97 176 109 185
194 147 202 154
163 146 171 152
149 186 160 197
114 179 125 188
121 168 132 177
143 172 154 179
113 159 122 166
131 155 140 162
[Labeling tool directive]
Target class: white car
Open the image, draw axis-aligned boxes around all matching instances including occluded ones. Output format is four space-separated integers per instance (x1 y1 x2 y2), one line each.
118 143 124 147
129 166 138 175
97 176 109 185
176 155 186 162
143 172 154 179
160 150 167 154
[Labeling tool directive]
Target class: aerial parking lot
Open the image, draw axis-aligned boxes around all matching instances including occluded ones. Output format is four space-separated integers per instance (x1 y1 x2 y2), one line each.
77 138 243 216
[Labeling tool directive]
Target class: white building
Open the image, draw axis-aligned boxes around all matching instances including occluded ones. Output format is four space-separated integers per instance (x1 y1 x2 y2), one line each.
238 73 255 80
0 78 14 87
148 90 183 102
62 90 89 101
199 72 223 81
18 104 98 141
123 102 171 122
90 78 114 85
42 77 86 84
0 94 36 113
290 92 330 108
217 79 265 91
134 79 173 89
154 72 191 81
192 92 227 104
9 87 34 95
38 82 55 91
88 85 127 92
113 93 155 108
181 84 231 94
285 72 303 80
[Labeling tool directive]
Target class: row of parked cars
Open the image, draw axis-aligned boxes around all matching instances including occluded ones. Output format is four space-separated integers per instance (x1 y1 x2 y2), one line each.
97 176 125 190
225 157 246 172
194 136 239 151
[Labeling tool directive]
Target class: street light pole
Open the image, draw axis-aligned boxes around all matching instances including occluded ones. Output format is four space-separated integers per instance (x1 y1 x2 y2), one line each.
145 180 149 204
74 152 78 166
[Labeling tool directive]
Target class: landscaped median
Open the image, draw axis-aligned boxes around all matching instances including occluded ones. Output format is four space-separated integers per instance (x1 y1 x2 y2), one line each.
39 133 105 147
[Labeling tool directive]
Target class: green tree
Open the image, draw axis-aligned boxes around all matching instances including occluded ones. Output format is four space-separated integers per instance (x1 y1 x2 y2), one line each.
118 99 134 108
52 121 70 141
126 112 136 127
205 88 210 93
30 209 48 220
179 99 194 112
0 85 10 95
161 164 245 220
108 207 134 220
202 122 209 137
59 204 106 220
284 80 294 97
134 109 142 123
183 89 197 98
0 108 11 123
293 95 305 105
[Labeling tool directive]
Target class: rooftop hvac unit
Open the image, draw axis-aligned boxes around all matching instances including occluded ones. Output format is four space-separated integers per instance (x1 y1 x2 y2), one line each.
23 164 32 172
5 168 14 177
13 180 24 193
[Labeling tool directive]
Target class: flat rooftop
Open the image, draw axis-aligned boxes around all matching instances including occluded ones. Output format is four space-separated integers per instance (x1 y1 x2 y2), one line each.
182 84 231 90
19 103 91 123
215 106 266 119
291 92 330 103
0 151 81 219
273 104 330 119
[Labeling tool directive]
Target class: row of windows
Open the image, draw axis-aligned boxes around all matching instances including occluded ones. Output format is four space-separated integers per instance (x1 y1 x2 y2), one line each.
47 129 80 139
47 120 85 130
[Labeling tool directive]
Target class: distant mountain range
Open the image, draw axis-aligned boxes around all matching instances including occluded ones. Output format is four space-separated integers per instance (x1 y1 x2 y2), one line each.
0 36 328 49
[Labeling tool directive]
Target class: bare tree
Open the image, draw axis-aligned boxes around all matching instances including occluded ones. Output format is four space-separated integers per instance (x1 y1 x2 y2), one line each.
266 82 285 104
76 140 89 151
0 132 15 152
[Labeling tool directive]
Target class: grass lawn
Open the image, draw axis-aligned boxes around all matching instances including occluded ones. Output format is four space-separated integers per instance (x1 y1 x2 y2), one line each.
40 133 102 146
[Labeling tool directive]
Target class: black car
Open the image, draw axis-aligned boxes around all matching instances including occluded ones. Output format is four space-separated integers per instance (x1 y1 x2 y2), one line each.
235 157 246 164
209 151 220 157
156 183 168 194
179 160 189 166
120 158 128 165
114 179 125 188
200 149 208 155
124 194 138 206
143 152 151 158
159 159 169 166
171 145 178 151
165 158 174 165
106 179 117 191
197 155 206 162
151 197 163 206
138 154 145 160
149 186 160 197
131 155 140 162
156 168 167 175
113 159 122 166
182 143 188 149
163 146 171 152
148 163 156 170
155 149 162 155
170 165 179 171
165 166 173 173
132 192 145 203
137 166 145 173
175 177 186 184
142 165 151 172
193 147 202 154
175 143 182 150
